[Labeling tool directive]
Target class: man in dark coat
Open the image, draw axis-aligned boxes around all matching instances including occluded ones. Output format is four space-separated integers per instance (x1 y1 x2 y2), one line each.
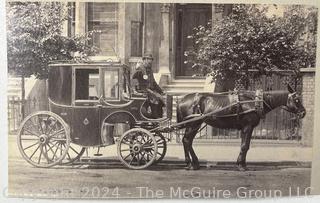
132 54 163 95
132 54 165 118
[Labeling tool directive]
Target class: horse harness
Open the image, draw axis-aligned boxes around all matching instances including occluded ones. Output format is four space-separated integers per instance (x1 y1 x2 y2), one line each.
191 90 269 121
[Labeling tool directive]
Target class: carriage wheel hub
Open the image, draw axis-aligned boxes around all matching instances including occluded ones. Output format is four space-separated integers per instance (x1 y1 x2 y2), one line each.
132 144 141 153
39 134 48 144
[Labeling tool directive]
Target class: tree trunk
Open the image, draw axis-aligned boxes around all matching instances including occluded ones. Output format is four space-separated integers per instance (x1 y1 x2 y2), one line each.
21 74 25 120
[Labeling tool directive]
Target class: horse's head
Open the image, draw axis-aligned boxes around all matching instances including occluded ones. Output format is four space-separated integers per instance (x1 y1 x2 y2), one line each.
284 85 306 119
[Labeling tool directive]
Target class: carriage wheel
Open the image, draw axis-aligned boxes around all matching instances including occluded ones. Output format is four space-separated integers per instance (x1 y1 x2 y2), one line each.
153 133 167 164
117 128 158 169
17 111 70 168
61 144 85 165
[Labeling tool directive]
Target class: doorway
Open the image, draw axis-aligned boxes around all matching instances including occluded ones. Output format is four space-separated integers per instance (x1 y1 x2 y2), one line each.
175 4 212 77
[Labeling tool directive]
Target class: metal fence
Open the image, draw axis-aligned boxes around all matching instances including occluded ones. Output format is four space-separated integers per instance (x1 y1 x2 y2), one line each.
7 96 49 133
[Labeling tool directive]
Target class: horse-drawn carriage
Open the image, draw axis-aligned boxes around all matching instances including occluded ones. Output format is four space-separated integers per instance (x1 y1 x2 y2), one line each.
17 61 306 170
17 62 172 169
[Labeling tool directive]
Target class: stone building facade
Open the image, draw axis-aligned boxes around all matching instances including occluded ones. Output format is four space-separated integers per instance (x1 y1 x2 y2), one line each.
66 2 231 80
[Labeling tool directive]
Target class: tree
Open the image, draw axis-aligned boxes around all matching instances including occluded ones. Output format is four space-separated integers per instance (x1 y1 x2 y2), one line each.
185 4 317 92
7 2 97 117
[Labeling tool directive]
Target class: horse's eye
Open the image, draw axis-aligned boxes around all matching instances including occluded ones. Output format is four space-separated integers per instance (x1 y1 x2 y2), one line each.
295 99 299 103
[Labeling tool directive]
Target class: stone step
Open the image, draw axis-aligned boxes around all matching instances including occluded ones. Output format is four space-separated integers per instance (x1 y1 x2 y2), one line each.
164 85 204 93
166 90 209 95
7 87 21 92
170 78 205 84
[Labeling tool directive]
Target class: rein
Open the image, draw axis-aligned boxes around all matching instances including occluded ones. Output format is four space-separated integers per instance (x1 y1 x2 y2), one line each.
151 99 265 133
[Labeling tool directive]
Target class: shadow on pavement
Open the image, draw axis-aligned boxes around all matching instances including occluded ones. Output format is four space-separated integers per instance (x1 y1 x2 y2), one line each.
53 156 311 172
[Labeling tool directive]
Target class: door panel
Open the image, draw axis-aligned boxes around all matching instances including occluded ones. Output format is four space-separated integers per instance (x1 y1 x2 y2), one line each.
72 107 101 146
176 4 212 77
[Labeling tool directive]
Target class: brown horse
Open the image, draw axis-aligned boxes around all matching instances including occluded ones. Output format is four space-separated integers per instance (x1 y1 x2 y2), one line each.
176 85 306 171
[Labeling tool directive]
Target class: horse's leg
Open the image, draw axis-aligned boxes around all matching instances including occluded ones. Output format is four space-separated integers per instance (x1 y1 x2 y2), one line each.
236 125 254 171
182 135 192 169
184 122 202 170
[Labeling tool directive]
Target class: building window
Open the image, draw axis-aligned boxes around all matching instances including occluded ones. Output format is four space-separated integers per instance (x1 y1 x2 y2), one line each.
130 3 144 57
131 21 143 57
88 3 119 56
67 2 75 37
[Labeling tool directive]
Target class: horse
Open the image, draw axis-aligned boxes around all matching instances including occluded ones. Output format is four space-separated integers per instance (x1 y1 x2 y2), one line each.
176 85 306 171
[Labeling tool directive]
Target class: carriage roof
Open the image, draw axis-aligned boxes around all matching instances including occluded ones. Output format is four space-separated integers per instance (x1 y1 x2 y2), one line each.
48 62 128 68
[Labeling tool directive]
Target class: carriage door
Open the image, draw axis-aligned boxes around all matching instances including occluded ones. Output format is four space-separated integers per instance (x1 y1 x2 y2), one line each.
72 67 101 146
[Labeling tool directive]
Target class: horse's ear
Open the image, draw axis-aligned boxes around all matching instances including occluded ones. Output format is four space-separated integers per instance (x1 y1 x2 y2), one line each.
287 84 295 93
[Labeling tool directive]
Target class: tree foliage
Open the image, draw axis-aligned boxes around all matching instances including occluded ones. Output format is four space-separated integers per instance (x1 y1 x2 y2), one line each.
7 2 97 79
185 4 317 85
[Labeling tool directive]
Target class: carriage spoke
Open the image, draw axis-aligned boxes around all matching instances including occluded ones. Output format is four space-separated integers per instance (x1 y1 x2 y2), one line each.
139 152 147 162
123 152 135 160
46 143 57 160
69 145 80 155
49 129 65 138
121 140 133 146
20 137 39 141
22 127 40 137
141 135 146 143
156 140 165 144
118 128 158 169
29 118 41 135
38 145 43 164
129 153 138 165
142 145 154 149
66 152 72 161
37 115 44 134
141 138 152 146
45 118 58 135
51 138 67 142
23 141 39 151
18 112 71 168
120 148 131 152
29 145 40 160
52 143 60 160
43 145 50 164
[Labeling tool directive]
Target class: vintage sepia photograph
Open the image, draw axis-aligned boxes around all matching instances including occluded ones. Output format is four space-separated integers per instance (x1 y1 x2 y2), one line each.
4 0 320 199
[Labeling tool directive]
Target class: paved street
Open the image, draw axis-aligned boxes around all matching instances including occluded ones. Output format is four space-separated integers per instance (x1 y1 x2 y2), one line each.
8 135 311 199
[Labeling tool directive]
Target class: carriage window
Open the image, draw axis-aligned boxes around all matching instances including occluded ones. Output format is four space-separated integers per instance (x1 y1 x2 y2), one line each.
75 69 99 100
104 70 119 100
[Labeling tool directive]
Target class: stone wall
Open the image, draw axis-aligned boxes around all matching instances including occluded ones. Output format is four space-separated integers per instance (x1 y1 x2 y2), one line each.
301 68 316 146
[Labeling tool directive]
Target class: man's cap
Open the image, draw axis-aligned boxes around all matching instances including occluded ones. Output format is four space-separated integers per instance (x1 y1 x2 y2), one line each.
142 53 153 60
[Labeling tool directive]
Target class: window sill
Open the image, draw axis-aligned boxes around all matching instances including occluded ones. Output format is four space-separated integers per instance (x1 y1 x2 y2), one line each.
89 56 120 63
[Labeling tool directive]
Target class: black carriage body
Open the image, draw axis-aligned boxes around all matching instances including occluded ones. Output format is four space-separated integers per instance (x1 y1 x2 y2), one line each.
48 63 172 147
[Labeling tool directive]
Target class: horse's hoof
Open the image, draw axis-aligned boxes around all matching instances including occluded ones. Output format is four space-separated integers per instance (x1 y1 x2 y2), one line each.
184 164 192 170
189 164 200 170
237 165 247 171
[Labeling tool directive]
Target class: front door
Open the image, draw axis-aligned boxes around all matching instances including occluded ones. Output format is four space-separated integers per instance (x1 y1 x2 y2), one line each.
175 4 212 77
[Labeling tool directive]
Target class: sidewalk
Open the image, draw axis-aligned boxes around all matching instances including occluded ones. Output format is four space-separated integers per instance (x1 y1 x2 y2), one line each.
8 134 312 164
83 141 313 164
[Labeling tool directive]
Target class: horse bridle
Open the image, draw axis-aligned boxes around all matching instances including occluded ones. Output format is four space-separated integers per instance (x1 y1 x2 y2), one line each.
257 91 302 119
